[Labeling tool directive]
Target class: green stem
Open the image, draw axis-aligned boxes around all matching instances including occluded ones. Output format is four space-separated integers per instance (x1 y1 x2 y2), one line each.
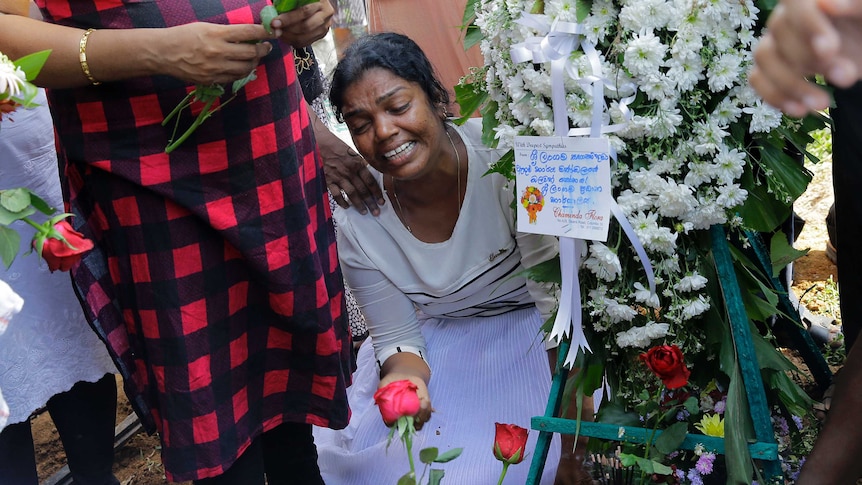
165 97 217 154
21 217 43 231
496 462 510 485
404 431 417 482
162 91 195 126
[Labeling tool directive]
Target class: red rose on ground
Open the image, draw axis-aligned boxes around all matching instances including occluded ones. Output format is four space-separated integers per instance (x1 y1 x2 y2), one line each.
639 344 690 389
33 220 94 272
373 380 421 425
493 423 529 464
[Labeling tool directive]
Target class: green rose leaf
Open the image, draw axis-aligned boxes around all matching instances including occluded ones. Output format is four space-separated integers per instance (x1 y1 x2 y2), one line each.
419 447 439 464
0 188 32 214
434 447 463 463
0 226 22 269
261 5 279 34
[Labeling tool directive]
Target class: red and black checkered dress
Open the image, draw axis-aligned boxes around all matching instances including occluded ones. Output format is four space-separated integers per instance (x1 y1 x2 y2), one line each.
35 0 352 481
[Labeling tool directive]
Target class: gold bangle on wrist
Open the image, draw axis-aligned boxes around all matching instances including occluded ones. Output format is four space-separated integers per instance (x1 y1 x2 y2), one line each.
78 28 101 86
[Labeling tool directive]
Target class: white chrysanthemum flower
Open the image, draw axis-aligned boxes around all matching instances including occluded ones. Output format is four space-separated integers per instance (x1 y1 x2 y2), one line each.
624 31 667 78
545 0 580 22
619 0 672 31
675 272 708 292
688 199 728 229
712 97 744 127
681 295 711 319
616 321 670 348
605 298 638 323
617 189 655 214
633 282 661 308
694 119 729 155
743 101 783 133
712 146 746 184
665 54 704 93
656 179 698 218
0 54 26 98
584 242 623 281
710 23 739 51
716 183 748 208
684 160 714 187
584 0 618 43
640 72 678 101
630 211 679 255
530 118 556 136
707 53 744 92
628 169 665 194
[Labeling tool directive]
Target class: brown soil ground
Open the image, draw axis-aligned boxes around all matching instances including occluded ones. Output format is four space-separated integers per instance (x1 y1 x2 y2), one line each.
30 159 840 485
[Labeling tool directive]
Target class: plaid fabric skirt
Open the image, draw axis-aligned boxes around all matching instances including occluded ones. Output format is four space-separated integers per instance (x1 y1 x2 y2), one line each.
38 0 352 480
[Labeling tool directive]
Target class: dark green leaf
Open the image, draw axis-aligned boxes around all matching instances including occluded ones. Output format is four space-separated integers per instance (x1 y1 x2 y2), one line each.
576 0 592 22
27 191 55 215
453 82 487 125
684 396 700 415
464 24 483 51
766 370 812 417
769 231 808 277
759 142 813 203
462 0 478 28
434 447 463 463
419 447 439 464
618 454 673 475
736 173 793 232
654 421 689 455
274 0 297 12
725 363 755 485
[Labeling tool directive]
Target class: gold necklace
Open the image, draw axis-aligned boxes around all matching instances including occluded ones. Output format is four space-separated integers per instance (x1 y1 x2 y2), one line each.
390 125 462 234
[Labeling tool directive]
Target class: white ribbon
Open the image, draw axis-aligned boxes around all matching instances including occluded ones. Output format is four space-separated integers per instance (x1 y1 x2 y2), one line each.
511 12 656 369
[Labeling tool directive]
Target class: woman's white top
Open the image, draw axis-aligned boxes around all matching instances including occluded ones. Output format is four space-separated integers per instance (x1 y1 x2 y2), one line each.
0 91 117 426
334 119 558 367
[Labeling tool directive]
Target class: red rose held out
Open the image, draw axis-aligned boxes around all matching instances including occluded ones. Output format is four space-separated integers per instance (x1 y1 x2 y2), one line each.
373 379 421 425
639 344 691 389
33 220 94 272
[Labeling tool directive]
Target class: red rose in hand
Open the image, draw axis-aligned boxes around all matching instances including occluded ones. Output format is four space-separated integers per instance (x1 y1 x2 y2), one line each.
373 379 421 425
639 344 690 389
33 220 94 272
493 423 529 465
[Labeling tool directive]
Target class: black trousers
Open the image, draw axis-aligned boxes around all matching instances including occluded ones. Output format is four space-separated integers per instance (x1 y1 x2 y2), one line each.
831 84 862 352
193 422 325 485
0 373 119 485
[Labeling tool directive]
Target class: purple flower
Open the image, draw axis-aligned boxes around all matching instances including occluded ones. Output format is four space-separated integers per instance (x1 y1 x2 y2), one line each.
792 415 803 430
772 416 789 437
713 399 726 414
790 457 806 481
687 468 704 485
676 409 691 421
696 453 716 475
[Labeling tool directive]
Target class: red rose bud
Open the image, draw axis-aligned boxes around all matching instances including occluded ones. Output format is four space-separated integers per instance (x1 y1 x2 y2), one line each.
33 220 94 272
639 344 691 389
493 423 528 464
373 380 421 425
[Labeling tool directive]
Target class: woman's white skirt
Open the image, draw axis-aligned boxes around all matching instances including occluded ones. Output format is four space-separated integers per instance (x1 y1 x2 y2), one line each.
315 307 560 484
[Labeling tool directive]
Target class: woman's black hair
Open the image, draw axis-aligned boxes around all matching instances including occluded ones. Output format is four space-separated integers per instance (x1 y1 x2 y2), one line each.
328 32 450 122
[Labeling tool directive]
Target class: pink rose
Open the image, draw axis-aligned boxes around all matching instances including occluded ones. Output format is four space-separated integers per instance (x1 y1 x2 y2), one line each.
374 380 421 425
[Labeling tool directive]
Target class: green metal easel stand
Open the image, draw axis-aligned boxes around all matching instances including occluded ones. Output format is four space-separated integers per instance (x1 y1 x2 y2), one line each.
525 225 832 484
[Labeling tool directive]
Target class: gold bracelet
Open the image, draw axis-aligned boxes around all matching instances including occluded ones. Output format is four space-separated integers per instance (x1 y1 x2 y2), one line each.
78 28 101 86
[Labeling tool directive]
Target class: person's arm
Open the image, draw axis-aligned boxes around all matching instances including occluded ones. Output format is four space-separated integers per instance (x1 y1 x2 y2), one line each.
336 215 432 426
307 108 386 215
796 343 862 483
0 1 333 89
